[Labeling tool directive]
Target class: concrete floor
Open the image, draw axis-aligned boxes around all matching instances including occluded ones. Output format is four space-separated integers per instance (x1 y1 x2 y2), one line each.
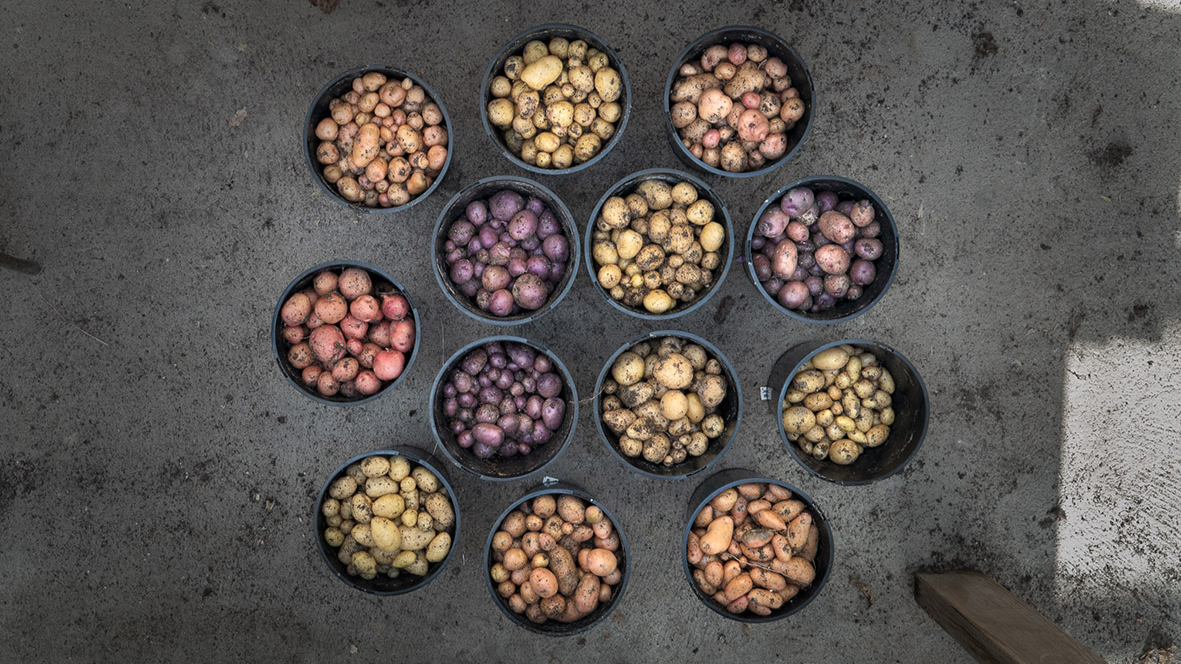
1 0 1178 661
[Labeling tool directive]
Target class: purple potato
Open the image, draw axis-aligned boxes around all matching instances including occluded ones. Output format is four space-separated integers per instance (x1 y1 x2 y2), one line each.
443 383 457 398
846 285 864 300
497 413 520 434
443 239 456 253
520 236 540 252
475 403 500 423
777 281 810 309
459 280 479 298
835 200 855 216
762 276 784 297
849 259 876 286
815 293 836 310
854 238 883 260
443 397 458 417
479 225 499 250
517 414 534 434
488 242 511 266
496 371 514 390
458 429 474 448
450 420 465 435
536 372 562 398
537 210 559 238
534 354 552 373
526 197 545 216
444 248 463 265
750 236 765 251
756 207 790 237
526 255 551 278
489 190 525 220
815 190 839 213
542 234 569 262
804 275 824 297
457 391 476 409
799 204 819 225
525 395 544 419
517 443 532 455
797 250 815 270
547 261 566 283
473 442 496 458
488 289 515 316
507 256 528 278
508 210 539 240
861 221 882 239
779 187 815 217
541 398 565 430
472 422 504 447
466 201 488 225
449 220 475 245
512 274 548 310
450 259 474 284
498 440 520 457
531 421 552 444
751 254 772 281
507 344 536 369
466 237 483 253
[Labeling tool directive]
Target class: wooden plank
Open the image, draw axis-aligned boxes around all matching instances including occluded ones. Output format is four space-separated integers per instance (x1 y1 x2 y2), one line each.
915 570 1105 664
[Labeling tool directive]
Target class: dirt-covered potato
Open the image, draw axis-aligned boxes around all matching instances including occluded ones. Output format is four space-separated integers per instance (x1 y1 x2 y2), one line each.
781 346 895 464
489 493 625 625
601 335 733 468
688 482 822 616
320 455 456 582
591 178 727 314
489 36 626 169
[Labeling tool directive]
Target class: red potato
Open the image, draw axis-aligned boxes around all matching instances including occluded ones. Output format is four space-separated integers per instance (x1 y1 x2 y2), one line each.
281 292 311 326
314 292 348 325
281 325 307 345
346 338 363 356
390 319 415 353
357 343 380 369
317 371 340 397
308 325 346 364
288 343 314 370
332 357 360 382
305 310 325 330
814 245 851 275
349 294 381 322
339 315 368 340
301 365 323 387
817 211 855 244
368 320 391 348
337 268 372 300
372 350 405 381
355 370 381 395
381 293 409 320
771 239 798 279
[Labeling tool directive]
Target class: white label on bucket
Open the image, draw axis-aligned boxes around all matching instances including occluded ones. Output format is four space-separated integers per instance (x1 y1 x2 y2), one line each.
760 386 771 400
542 476 560 486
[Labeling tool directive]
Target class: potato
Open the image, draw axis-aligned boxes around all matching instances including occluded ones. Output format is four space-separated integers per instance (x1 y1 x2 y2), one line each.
399 525 433 551
487 98 515 128
425 532 452 563
611 352 645 386
411 467 439 493
556 495 586 524
365 476 399 498
372 493 405 519
698 515 734 556
548 546 580 596
593 67 622 102
327 476 357 500
653 353 693 389
423 492 454 528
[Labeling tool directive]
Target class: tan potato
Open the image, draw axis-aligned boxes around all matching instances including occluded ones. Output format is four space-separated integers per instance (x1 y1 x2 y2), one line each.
653 353 693 389
610 352 645 386
423 492 454 528
425 532 452 562
698 516 734 555
328 476 357 500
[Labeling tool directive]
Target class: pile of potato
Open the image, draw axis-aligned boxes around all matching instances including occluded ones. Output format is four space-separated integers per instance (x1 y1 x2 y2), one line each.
489 493 624 625
600 335 730 467
687 482 821 616
751 186 886 314
591 179 726 314
313 71 449 208
279 267 415 399
486 37 624 169
669 42 804 173
321 455 455 581
781 346 895 465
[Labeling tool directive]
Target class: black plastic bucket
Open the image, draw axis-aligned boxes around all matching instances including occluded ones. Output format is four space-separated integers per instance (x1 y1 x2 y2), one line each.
432 176 579 325
313 446 460 595
271 260 419 405
593 330 742 479
683 469 834 622
767 339 929 484
429 336 577 481
584 168 733 320
745 175 899 324
664 26 814 178
304 65 454 213
483 480 630 635
480 24 631 175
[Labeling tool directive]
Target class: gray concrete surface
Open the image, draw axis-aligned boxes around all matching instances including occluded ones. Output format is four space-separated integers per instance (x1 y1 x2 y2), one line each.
1 0 1179 661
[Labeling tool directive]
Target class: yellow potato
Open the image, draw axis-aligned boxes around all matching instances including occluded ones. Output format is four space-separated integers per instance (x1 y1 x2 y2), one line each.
615 230 643 260
520 55 564 90
425 532 452 563
487 98 515 128
371 516 402 551
372 493 405 519
643 289 674 314
699 222 725 252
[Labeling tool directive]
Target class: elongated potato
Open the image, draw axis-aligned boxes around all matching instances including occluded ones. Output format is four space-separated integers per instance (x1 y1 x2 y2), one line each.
425 532 452 562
